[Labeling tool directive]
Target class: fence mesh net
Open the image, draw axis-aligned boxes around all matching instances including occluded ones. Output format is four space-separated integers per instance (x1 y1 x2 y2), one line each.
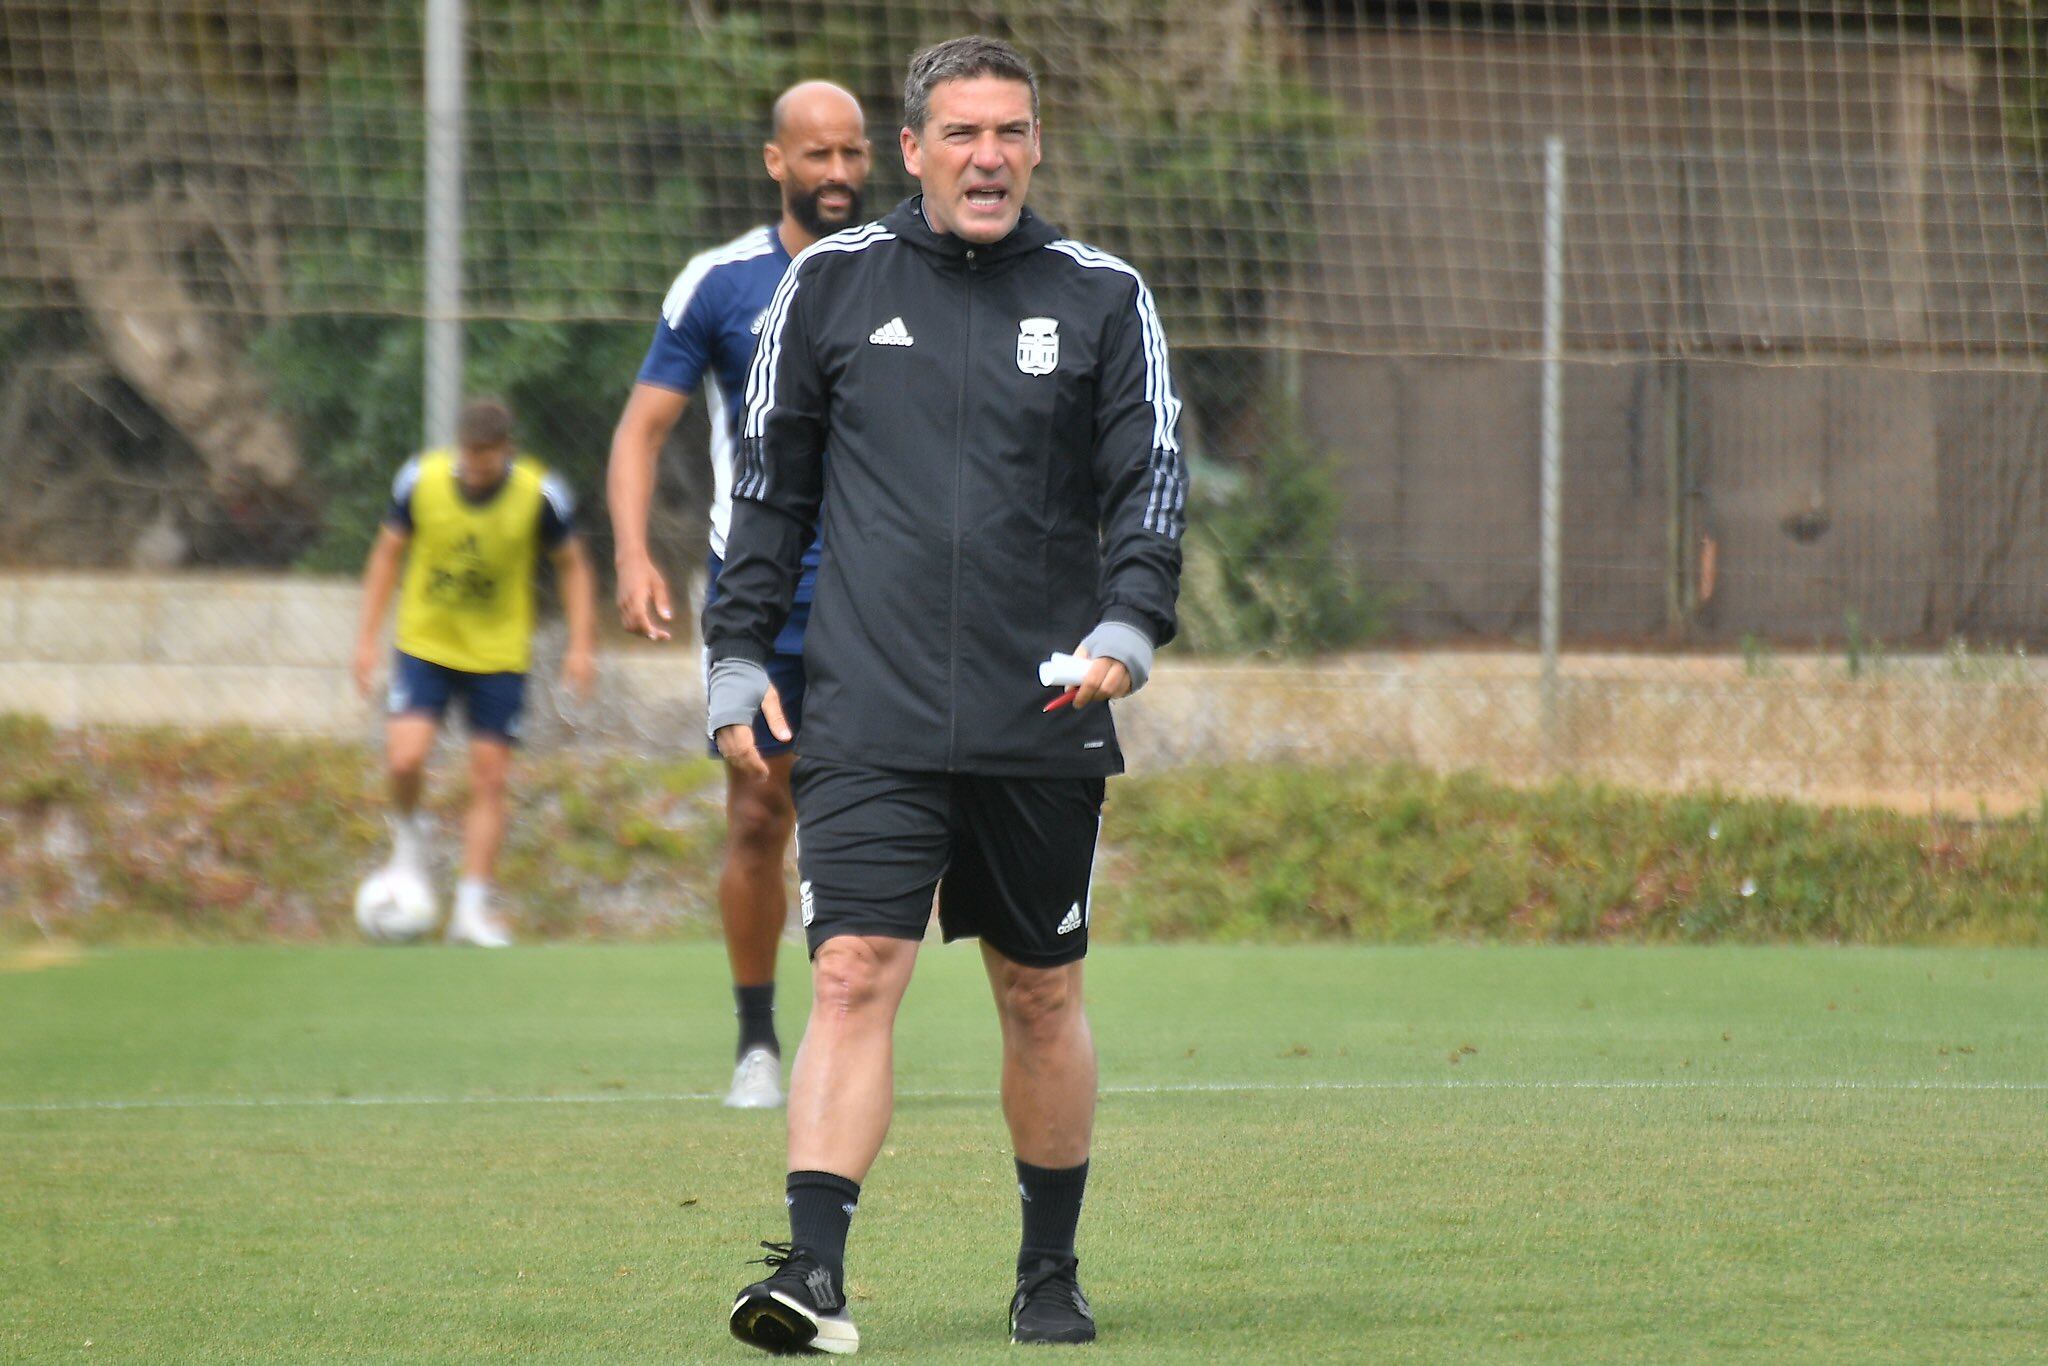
6 1 2048 809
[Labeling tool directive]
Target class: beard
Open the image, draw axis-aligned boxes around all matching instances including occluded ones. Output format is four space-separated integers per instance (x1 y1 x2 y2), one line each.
788 182 864 237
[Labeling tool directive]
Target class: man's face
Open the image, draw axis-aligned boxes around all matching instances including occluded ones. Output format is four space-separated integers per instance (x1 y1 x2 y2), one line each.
456 440 513 493
901 75 1040 245
767 100 871 238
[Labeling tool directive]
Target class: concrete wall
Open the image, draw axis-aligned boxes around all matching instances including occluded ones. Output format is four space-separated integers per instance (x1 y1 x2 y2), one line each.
0 573 701 743
1306 356 1677 640
6 573 2045 813
1122 653 2048 815
1302 354 2048 646
1289 28 2048 647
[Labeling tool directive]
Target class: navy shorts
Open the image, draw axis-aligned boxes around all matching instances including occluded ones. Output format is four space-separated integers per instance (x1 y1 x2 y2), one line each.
387 651 527 743
703 554 809 759
791 758 1106 968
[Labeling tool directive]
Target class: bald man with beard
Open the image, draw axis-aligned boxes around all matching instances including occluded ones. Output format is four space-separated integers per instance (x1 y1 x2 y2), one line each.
608 82 871 1108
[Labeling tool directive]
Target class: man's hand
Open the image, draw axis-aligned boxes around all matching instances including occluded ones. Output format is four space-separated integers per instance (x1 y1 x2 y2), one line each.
1064 644 1131 711
714 684 792 778
352 636 381 700
561 647 596 700
616 553 673 641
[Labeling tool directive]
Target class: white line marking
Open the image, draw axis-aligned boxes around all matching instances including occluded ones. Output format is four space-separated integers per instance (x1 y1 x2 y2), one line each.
3 1076 2044 1116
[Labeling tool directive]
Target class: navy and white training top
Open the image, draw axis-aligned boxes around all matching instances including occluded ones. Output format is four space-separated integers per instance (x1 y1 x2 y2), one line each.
638 223 820 598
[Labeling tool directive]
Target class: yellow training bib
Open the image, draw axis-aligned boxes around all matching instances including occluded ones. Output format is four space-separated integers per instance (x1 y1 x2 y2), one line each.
395 450 552 674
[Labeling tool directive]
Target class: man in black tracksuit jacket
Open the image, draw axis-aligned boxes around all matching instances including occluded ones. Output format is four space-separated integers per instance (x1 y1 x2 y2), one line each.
713 37 1185 1356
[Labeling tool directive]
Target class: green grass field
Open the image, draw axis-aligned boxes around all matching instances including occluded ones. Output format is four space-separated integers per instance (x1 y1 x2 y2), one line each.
5 943 2044 1361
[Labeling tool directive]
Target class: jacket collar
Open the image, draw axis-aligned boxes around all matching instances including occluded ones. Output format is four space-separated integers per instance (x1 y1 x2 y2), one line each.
885 195 1057 266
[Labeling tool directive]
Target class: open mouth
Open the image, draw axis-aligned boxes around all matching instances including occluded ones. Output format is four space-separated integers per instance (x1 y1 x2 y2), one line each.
964 186 1008 210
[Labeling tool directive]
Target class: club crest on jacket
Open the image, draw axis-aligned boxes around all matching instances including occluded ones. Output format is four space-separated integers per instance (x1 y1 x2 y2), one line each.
1016 317 1059 376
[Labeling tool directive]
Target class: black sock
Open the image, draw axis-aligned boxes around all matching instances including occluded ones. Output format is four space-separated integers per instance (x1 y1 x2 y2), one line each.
1016 1158 1089 1273
786 1170 860 1284
735 983 778 1060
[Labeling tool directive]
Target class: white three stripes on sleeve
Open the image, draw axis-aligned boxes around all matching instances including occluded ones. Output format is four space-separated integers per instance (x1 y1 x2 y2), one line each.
733 224 896 503
539 471 575 523
391 455 424 505
658 226 774 329
1046 240 1188 538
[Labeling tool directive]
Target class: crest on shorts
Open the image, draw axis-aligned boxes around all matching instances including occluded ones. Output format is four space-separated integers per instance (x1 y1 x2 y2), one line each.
1016 317 1059 376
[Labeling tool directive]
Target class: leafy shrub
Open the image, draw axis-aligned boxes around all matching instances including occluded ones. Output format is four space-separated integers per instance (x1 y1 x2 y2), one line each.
1177 430 1385 656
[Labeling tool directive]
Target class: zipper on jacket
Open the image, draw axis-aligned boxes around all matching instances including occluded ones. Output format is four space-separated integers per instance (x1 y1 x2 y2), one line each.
947 254 977 769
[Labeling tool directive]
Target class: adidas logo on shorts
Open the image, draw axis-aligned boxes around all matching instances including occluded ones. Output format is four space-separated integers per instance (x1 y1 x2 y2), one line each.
1056 902 1083 935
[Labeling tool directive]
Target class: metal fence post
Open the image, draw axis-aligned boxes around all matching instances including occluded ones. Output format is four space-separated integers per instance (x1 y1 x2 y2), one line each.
1540 135 1567 766
423 0 465 449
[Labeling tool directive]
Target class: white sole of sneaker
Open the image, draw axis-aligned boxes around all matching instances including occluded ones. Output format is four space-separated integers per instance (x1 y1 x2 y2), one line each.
722 1082 784 1109
723 1092 784 1109
729 1289 859 1355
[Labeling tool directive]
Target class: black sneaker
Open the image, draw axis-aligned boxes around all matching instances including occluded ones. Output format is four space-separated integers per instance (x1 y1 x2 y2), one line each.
729 1241 859 1356
1010 1256 1096 1345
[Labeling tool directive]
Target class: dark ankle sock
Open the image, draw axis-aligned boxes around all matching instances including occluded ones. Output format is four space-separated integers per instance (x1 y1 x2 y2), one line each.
786 1170 860 1283
735 983 778 1059
1016 1158 1089 1273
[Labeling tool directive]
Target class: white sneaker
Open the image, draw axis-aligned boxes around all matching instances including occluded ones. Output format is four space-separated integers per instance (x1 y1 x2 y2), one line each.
446 917 512 947
445 879 512 947
724 1047 784 1109
445 911 513 947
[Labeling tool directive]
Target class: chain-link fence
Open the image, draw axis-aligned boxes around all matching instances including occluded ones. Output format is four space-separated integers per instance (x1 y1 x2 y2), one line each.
7 2 2048 809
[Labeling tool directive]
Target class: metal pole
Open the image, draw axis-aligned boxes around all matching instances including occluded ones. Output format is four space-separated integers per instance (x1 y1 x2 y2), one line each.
1539 136 1567 763
423 0 465 449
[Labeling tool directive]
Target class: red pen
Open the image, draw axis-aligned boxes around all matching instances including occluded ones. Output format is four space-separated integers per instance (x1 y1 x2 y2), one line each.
1042 690 1077 714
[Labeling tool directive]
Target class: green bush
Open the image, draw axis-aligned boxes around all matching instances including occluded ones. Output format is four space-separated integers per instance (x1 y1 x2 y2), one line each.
1176 429 1385 656
1098 762 2048 946
254 316 650 572
11 723 2048 947
252 2 793 571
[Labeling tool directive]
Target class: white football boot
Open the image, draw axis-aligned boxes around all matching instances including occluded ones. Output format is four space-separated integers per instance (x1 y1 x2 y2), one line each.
724 1047 784 1109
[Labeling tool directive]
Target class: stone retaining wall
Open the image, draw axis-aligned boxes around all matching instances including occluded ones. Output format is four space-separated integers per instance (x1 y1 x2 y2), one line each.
5 573 2044 813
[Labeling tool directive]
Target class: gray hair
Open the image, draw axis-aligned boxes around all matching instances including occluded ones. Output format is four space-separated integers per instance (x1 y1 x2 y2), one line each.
902 35 1039 134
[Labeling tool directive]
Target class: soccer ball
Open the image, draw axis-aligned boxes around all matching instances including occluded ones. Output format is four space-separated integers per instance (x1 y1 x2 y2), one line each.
353 867 439 943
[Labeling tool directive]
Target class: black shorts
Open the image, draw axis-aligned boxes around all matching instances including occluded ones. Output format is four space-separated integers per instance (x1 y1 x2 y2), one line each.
790 759 1106 968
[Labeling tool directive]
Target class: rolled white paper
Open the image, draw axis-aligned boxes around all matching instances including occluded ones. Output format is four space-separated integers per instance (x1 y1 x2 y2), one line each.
1038 652 1091 688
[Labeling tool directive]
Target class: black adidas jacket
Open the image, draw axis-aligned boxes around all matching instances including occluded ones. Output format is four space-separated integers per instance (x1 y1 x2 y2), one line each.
703 196 1187 776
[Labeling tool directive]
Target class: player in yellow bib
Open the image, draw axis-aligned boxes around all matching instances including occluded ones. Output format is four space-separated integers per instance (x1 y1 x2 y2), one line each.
352 398 597 945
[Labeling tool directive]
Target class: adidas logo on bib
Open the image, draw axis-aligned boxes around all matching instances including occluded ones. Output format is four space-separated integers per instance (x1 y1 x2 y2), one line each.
868 316 914 347
1057 903 1083 935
